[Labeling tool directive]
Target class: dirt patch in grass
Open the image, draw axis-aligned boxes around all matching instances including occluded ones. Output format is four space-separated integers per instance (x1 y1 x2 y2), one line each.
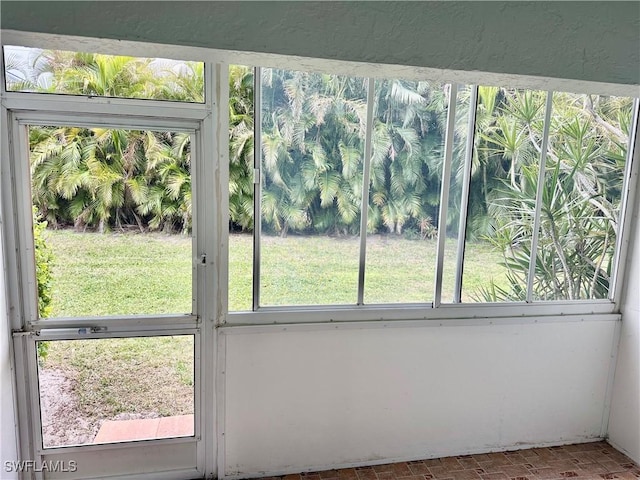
39 368 99 447
39 367 165 448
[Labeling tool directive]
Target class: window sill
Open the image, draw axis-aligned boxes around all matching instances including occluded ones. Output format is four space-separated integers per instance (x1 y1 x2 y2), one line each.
224 299 618 326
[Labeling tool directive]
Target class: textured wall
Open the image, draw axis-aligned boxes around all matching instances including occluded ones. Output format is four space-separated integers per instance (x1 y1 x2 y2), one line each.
223 321 617 476
0 205 17 479
1 1 639 86
608 128 640 463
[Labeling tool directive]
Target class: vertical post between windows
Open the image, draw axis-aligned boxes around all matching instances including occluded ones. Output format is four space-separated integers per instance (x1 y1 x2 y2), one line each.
252 67 262 311
0 46 6 96
14 122 39 325
453 85 479 303
610 97 640 302
0 95 36 471
199 60 222 478
526 91 554 303
433 83 458 307
357 78 375 305
212 63 230 322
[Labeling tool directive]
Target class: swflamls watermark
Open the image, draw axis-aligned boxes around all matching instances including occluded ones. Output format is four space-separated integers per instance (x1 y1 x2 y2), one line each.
4 460 78 473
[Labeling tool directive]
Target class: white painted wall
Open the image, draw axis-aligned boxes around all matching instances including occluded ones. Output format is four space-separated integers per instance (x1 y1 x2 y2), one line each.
0 224 18 478
608 175 640 463
222 320 618 477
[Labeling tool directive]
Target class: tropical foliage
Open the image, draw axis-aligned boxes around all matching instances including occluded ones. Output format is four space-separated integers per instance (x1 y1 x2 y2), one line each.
6 48 634 301
473 90 632 301
228 64 255 231
33 208 53 359
11 51 199 233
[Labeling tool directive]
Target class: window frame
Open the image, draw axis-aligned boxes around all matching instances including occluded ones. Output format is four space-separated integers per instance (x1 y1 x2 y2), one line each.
29 330 201 454
9 111 203 326
241 64 640 319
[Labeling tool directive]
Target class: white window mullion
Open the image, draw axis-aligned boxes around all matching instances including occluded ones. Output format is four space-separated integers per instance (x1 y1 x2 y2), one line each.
252 66 262 310
206 61 230 325
199 61 225 479
526 91 554 303
0 101 32 472
453 85 479 303
357 78 375 305
12 119 39 326
13 110 200 134
1 113 28 331
433 83 458 307
25 334 45 479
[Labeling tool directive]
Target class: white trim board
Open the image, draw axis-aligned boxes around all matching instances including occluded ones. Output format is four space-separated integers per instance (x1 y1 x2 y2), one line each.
2 30 639 98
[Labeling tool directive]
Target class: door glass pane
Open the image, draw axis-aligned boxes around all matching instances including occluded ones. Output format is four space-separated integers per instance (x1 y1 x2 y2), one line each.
363 78 447 304
36 335 195 448
4 45 204 103
259 68 366 306
29 125 193 318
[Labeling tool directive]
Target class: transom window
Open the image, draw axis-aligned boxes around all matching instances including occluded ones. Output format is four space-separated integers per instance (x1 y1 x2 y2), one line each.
3 45 204 102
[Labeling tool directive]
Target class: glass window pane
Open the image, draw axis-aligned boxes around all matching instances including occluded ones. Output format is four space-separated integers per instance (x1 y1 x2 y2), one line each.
259 68 366 306
228 64 255 311
37 335 195 448
532 92 634 300
461 87 546 302
363 79 447 304
4 46 204 103
229 233 253 311
30 126 193 318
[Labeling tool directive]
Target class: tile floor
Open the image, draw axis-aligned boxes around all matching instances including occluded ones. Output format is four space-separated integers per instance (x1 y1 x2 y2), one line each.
256 442 639 480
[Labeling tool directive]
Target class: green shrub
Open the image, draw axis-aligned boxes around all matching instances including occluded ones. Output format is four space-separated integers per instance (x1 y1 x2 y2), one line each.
33 208 53 361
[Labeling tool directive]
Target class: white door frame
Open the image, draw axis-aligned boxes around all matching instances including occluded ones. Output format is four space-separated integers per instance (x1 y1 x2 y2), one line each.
1 60 227 479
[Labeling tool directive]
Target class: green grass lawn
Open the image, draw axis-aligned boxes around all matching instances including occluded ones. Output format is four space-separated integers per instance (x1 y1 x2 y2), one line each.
244 234 507 307
46 230 507 316
40 230 507 440
42 335 194 418
44 231 193 317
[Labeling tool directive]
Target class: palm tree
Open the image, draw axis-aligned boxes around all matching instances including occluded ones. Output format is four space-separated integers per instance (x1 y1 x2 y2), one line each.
368 79 449 235
27 51 200 233
260 68 367 236
228 65 255 231
476 91 633 301
43 51 157 99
